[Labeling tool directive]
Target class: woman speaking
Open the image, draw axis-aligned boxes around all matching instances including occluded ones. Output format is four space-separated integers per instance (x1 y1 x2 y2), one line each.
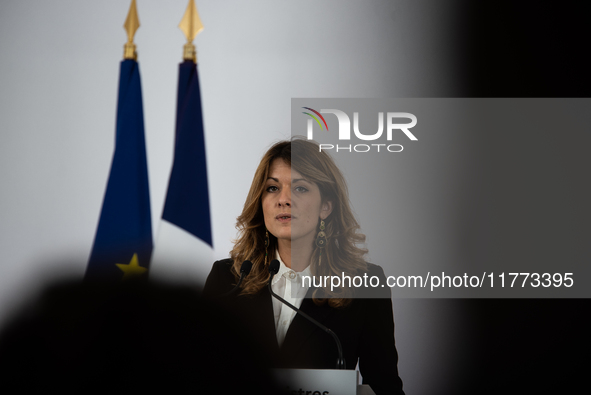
204 139 404 395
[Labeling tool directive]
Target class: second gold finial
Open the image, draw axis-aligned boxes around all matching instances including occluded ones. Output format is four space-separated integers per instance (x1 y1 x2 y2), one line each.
179 0 204 62
123 0 140 60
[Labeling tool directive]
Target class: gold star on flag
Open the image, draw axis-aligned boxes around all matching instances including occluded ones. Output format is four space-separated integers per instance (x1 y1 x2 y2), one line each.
116 253 147 280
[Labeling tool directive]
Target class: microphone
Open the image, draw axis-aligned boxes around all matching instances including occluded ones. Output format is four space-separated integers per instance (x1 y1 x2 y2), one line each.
220 260 253 298
267 259 346 369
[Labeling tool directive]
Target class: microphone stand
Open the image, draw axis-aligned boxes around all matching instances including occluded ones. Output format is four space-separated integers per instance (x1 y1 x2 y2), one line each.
268 260 346 369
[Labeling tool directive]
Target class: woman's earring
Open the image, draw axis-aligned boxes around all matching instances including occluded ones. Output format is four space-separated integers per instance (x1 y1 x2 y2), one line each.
265 229 269 265
316 220 326 265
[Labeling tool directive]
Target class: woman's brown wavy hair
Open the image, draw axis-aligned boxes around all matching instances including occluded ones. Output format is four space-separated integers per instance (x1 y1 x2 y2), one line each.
230 138 368 308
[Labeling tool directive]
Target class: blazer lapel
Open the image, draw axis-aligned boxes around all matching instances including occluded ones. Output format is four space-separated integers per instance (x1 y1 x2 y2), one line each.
237 287 280 357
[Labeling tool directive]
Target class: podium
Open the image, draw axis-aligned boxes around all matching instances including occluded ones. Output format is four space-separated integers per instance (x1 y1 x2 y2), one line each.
274 369 376 395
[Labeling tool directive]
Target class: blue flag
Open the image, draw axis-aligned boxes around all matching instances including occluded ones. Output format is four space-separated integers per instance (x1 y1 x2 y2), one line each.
150 60 212 283
86 59 152 281
163 60 212 244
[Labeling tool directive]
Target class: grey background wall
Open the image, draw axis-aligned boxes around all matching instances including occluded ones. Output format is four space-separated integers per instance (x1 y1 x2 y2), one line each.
0 1 462 393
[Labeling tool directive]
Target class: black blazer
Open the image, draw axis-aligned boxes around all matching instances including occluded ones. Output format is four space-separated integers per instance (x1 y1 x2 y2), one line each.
203 259 404 395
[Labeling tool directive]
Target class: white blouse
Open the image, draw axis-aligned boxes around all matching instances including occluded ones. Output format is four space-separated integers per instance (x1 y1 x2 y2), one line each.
271 252 311 347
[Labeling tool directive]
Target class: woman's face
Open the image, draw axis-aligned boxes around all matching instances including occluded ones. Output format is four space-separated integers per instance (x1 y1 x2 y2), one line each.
262 159 332 247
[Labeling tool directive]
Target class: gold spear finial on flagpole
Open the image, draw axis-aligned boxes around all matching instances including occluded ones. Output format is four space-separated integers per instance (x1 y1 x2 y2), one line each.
179 0 204 62
123 0 140 60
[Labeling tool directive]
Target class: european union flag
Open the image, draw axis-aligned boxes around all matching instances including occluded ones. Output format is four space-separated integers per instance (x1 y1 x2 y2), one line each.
150 59 212 283
86 59 152 281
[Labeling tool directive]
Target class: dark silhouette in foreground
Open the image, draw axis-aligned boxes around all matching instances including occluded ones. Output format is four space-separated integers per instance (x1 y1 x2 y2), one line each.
0 279 284 394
